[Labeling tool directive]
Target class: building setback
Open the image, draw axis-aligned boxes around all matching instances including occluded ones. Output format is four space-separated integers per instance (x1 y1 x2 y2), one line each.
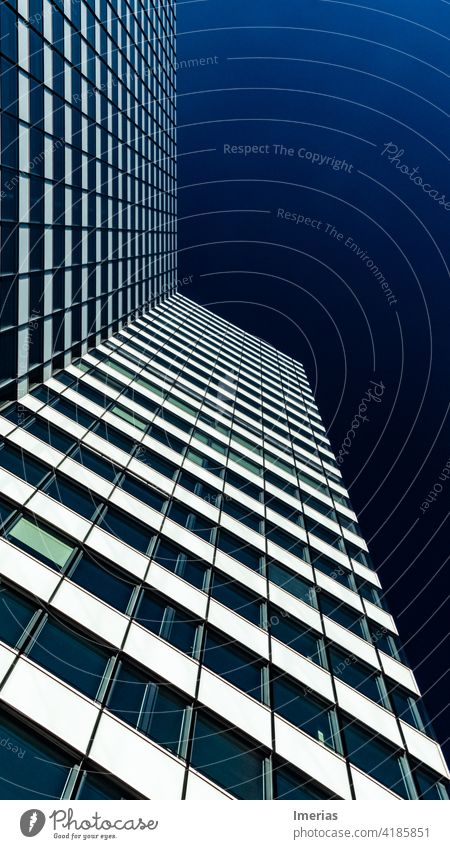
0 0 176 401
0 293 448 800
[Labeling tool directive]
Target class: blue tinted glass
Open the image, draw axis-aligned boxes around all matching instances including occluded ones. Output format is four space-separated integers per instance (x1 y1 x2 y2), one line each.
136 447 178 479
44 475 101 519
120 475 167 511
69 555 135 612
53 397 96 428
26 418 76 453
191 712 265 799
74 446 119 481
343 721 411 798
269 562 315 607
75 772 136 800
93 420 135 453
135 591 199 655
413 765 449 800
203 630 263 700
28 619 110 698
273 675 337 749
211 574 261 626
274 764 332 800
320 594 365 638
0 444 48 486
107 663 187 755
330 647 383 703
0 497 14 529
100 507 154 554
0 711 73 799
217 530 262 571
270 607 322 664
0 587 37 648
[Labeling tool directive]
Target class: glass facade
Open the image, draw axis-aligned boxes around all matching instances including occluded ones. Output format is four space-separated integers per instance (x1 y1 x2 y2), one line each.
0 0 176 400
0 294 448 800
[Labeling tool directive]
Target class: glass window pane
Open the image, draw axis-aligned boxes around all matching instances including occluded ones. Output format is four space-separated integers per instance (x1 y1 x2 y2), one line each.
44 475 101 519
343 721 412 798
217 530 262 571
211 573 262 626
26 418 76 453
203 629 263 700
269 606 323 665
7 517 75 570
75 771 137 800
99 507 154 554
0 444 48 486
69 555 135 612
274 762 333 800
330 647 384 704
28 619 110 698
0 586 37 648
191 711 266 799
135 590 200 655
0 710 73 799
269 562 316 607
273 674 337 749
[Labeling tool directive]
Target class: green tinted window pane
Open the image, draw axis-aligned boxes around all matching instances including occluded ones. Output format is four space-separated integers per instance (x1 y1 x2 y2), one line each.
7 518 75 570
107 361 135 380
111 405 147 431
136 377 164 397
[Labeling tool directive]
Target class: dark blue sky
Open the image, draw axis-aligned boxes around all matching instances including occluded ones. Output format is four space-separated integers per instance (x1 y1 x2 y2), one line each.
176 0 450 761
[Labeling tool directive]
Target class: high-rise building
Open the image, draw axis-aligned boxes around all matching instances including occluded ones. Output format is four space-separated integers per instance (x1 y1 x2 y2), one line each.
0 0 176 401
0 293 448 800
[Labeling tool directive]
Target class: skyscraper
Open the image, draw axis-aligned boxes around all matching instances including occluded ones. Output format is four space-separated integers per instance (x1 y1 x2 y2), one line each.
0 0 176 401
0 293 448 800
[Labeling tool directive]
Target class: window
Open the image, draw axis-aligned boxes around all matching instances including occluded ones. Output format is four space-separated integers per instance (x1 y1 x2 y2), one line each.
342 719 414 798
136 447 178 479
217 529 263 571
306 517 344 550
303 492 336 520
190 710 267 799
75 771 137 800
111 404 148 432
203 629 265 701
153 539 210 591
355 576 385 608
186 448 224 477
269 605 324 664
92 420 136 454
211 572 263 626
329 647 387 704
0 497 14 529
52 396 96 429
0 710 73 800
265 494 304 526
68 555 135 613
266 523 309 560
369 624 404 661
320 593 368 639
158 407 192 435
27 618 111 699
168 502 215 543
228 449 262 477
72 446 119 482
0 586 38 649
225 469 263 501
147 423 185 454
388 685 428 733
269 562 316 607
134 589 201 655
6 517 75 570
107 662 188 756
222 499 263 533
99 506 154 554
44 475 101 520
411 763 449 800
265 469 299 499
26 418 77 453
0 443 49 486
346 541 373 569
274 761 334 800
178 470 221 506
312 553 353 588
272 672 339 750
119 474 167 512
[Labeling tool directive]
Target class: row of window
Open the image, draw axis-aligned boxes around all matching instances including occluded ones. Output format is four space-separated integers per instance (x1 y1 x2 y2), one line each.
0 707 333 801
0 589 445 801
